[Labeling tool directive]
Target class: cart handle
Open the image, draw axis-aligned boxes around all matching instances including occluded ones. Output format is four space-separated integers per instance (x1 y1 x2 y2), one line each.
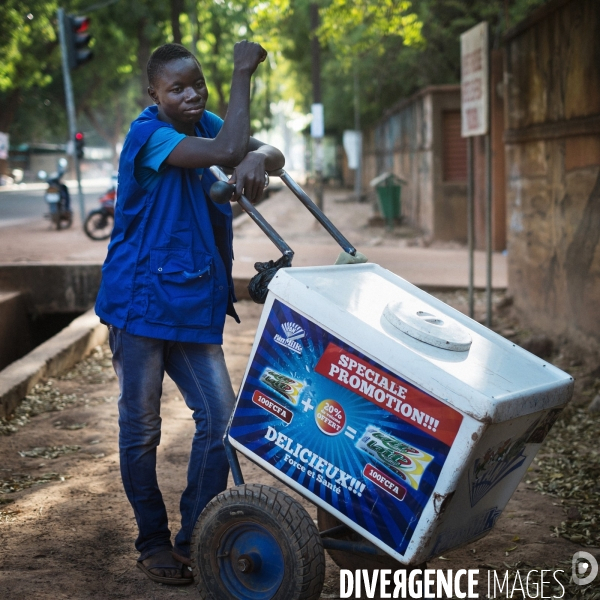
271 168 357 257
209 166 358 258
209 165 294 260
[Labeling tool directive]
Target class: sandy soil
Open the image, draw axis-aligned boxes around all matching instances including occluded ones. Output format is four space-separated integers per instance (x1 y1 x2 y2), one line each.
1 294 598 600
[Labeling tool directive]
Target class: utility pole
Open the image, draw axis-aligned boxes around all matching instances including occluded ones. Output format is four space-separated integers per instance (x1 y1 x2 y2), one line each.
57 7 85 223
353 67 363 202
467 137 474 318
310 3 324 211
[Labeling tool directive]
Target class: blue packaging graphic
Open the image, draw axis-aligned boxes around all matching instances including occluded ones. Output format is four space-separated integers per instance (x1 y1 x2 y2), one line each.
229 300 463 555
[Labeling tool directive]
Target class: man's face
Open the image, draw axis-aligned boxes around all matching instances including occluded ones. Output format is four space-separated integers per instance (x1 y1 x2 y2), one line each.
148 57 209 134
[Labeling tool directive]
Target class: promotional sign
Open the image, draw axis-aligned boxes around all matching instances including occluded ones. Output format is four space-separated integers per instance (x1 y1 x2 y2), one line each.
311 103 324 138
230 300 464 555
460 22 489 137
0 132 9 160
342 130 362 169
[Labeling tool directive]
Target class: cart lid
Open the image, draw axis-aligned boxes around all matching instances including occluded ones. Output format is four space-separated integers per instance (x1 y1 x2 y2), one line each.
268 264 573 423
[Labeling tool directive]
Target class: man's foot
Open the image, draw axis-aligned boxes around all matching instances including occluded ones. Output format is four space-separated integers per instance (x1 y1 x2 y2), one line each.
137 549 193 585
172 550 192 567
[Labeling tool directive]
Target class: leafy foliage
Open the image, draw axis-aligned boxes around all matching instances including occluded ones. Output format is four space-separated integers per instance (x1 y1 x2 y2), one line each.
0 0 553 151
319 0 423 66
0 1 58 94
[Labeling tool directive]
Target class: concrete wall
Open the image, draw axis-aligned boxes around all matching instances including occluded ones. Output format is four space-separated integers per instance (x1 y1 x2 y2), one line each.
432 91 467 243
0 264 102 315
0 291 32 371
363 86 466 242
504 0 600 348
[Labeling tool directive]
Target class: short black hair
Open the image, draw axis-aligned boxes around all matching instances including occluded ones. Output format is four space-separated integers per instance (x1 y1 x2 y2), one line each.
147 43 199 87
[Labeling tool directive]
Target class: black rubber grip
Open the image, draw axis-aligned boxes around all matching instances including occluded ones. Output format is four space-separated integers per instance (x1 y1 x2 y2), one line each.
209 180 234 204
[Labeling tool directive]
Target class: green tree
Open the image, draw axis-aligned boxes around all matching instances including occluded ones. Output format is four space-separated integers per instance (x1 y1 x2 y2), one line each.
0 1 60 134
2 0 553 163
314 0 551 135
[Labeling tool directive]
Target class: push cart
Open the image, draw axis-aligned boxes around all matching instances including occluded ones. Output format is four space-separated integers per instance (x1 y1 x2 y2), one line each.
189 167 574 600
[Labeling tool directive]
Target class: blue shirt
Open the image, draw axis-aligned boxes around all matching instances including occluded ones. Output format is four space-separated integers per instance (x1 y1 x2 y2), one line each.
95 107 238 343
134 111 224 191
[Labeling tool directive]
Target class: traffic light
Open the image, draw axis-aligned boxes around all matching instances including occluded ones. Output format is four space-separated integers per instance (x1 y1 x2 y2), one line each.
75 132 85 159
66 15 93 69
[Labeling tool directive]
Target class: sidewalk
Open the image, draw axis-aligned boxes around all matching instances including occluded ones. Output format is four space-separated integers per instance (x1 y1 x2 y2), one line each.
0 184 506 290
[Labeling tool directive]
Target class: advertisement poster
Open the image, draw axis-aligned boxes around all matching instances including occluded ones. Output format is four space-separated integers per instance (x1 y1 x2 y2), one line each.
230 300 464 555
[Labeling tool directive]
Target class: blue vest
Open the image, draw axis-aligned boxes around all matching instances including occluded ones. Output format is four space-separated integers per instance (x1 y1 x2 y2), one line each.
95 106 238 343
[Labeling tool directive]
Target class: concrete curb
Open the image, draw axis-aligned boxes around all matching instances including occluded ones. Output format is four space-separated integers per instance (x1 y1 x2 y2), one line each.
0 308 108 420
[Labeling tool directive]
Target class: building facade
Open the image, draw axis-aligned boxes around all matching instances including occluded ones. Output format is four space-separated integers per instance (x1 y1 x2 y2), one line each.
363 86 468 242
504 0 600 349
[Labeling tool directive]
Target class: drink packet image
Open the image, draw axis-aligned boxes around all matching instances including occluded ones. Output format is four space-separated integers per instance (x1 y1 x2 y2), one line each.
259 368 305 406
356 425 434 490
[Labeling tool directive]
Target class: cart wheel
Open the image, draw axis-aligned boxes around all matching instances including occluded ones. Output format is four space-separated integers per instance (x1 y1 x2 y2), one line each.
317 507 426 572
191 484 325 600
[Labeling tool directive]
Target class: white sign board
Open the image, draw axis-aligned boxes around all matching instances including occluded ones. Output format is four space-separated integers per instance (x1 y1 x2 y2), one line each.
460 22 489 137
0 132 9 160
311 103 324 138
342 130 362 169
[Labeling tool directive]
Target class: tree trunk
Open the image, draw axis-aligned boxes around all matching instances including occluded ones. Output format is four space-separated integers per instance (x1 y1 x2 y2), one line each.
0 89 22 176
189 0 199 54
207 12 228 117
0 89 22 133
171 0 184 44
137 17 152 109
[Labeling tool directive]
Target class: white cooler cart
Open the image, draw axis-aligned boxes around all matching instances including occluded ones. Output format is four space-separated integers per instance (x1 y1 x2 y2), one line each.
189 168 574 600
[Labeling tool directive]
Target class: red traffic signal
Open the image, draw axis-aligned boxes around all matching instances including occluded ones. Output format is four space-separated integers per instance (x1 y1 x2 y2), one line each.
73 16 90 33
66 14 93 69
75 132 85 159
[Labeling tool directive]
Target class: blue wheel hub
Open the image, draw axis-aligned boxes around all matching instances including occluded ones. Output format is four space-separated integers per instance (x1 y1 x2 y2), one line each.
217 522 285 599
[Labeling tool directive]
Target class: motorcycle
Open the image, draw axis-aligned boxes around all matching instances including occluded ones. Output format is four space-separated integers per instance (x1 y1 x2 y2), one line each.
83 174 116 240
37 158 73 230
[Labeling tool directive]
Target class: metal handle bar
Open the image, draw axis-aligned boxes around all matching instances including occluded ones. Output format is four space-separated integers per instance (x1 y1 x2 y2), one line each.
209 165 294 260
272 168 357 256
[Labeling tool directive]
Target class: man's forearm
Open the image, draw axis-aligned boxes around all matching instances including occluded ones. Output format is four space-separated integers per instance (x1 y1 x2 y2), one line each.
248 146 285 172
214 68 253 165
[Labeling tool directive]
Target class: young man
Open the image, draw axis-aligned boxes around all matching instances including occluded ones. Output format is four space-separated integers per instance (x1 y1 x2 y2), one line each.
95 41 284 585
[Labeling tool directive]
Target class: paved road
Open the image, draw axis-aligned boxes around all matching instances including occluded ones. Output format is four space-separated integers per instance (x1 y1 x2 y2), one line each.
0 179 111 228
0 184 507 289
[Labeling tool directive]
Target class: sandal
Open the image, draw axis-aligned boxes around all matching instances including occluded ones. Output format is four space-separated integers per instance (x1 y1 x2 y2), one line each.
172 550 192 567
137 555 193 586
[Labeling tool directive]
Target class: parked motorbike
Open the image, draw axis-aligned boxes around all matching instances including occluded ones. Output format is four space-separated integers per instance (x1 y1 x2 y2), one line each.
83 176 116 240
37 158 73 230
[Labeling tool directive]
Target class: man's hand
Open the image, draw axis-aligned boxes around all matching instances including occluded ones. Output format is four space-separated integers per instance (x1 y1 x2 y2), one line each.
229 151 267 203
233 40 267 75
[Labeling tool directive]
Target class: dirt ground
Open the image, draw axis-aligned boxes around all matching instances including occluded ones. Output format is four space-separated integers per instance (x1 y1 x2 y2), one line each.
1 293 599 599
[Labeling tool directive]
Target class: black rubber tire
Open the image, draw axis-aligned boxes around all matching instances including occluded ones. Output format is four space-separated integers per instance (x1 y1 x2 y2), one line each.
84 209 113 240
317 507 425 572
52 210 61 230
191 484 325 600
59 210 73 229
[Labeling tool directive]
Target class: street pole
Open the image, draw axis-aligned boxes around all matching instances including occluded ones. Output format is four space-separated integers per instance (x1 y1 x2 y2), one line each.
467 137 474 319
353 67 363 202
57 7 85 224
485 133 493 327
310 3 324 211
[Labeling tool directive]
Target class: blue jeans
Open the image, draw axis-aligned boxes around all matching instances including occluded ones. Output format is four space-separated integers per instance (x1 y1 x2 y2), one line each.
109 326 236 561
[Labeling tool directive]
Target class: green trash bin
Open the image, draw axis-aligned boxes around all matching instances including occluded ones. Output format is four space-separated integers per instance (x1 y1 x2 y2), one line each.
370 172 406 229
